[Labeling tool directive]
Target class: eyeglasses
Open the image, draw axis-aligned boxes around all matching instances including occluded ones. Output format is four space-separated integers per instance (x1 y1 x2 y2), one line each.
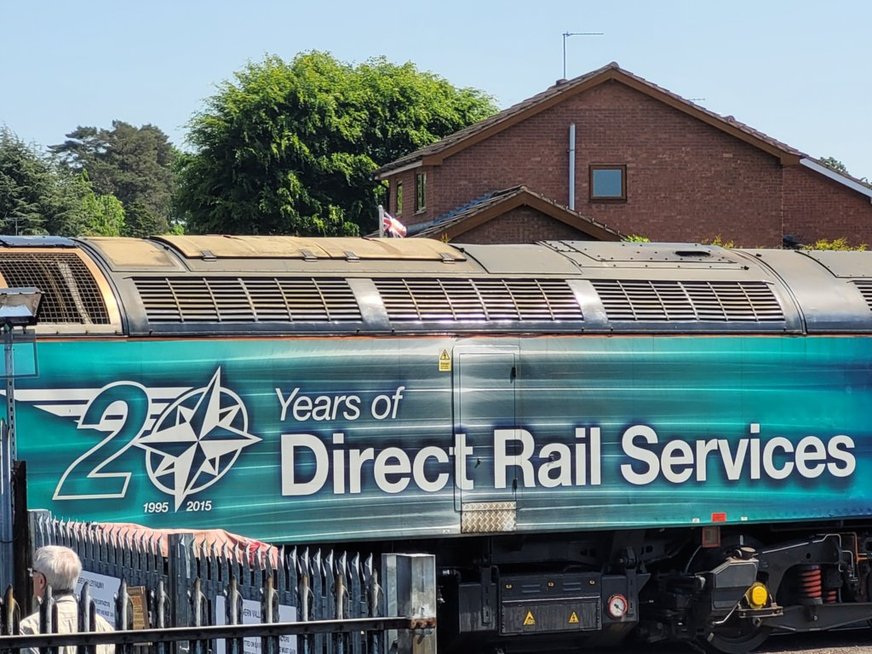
27 567 44 578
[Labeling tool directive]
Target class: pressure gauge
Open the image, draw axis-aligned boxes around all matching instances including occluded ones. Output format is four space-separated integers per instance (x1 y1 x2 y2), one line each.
606 593 629 619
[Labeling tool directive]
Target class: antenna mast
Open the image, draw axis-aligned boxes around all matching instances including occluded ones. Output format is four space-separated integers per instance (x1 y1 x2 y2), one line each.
563 30 604 79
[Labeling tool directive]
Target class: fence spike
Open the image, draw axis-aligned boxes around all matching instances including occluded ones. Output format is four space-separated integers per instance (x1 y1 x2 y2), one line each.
4 584 19 636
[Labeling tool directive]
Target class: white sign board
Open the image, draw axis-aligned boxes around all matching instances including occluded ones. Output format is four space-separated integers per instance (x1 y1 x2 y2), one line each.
77 570 121 624
214 596 297 654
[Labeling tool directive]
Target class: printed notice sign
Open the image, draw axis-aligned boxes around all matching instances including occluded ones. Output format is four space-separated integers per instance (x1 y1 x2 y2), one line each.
77 570 121 624
214 596 297 654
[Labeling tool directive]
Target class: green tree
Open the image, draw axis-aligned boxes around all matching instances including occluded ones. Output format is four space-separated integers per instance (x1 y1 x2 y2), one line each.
1 128 129 237
818 156 849 175
51 121 177 235
176 51 497 235
124 201 166 238
78 188 126 236
0 127 53 234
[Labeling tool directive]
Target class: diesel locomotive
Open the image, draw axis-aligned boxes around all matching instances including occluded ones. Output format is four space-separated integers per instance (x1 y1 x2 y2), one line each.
5 234 872 653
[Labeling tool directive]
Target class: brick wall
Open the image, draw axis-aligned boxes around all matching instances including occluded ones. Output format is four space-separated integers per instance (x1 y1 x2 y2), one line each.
455 207 595 244
388 167 438 228
783 166 872 247
384 80 872 246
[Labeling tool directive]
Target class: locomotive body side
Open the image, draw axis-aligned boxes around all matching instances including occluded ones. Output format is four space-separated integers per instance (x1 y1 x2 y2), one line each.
5 234 872 653
15 334 871 541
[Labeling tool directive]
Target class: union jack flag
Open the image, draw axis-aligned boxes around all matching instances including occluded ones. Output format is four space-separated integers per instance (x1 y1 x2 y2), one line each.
382 212 407 238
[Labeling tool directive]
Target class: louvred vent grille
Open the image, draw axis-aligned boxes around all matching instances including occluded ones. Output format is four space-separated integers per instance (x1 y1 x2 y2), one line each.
374 278 583 321
853 280 872 311
0 253 109 324
135 277 361 323
591 280 784 322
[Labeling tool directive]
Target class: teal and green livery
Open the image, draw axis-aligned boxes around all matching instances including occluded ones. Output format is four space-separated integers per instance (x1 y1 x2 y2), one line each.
5 235 872 653
15 335 871 542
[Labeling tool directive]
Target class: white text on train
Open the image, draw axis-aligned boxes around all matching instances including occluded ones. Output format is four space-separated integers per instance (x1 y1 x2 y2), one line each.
279 424 855 496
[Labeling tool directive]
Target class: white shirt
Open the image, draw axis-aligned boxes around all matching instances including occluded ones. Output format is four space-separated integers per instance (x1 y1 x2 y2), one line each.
19 594 115 654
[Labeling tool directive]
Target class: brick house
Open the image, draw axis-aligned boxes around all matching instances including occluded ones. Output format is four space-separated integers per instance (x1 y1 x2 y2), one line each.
375 62 872 247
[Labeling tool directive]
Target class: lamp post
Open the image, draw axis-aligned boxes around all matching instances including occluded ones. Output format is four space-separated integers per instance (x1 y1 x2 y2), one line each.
0 287 42 592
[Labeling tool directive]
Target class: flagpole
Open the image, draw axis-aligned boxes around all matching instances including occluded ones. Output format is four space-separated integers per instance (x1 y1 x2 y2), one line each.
378 205 385 238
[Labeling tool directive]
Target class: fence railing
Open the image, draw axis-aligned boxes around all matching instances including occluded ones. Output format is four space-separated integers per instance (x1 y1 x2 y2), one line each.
6 510 436 654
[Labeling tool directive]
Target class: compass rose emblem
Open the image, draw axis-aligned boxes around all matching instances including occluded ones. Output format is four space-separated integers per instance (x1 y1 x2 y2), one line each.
132 368 261 510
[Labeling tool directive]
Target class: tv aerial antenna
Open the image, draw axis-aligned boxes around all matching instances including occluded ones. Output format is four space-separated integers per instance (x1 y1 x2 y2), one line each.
563 30 604 79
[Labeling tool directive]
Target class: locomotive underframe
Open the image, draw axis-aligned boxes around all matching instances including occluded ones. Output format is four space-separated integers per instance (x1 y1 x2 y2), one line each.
424 521 872 653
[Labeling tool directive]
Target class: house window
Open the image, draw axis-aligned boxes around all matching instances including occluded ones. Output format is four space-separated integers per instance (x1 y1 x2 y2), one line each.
415 172 427 212
590 165 626 201
395 182 404 215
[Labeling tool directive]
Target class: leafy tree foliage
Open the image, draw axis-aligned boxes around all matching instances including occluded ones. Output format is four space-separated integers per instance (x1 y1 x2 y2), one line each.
51 121 177 235
78 184 125 237
0 128 53 234
703 235 737 248
0 128 126 236
124 201 166 238
818 156 849 175
804 237 867 251
176 52 498 236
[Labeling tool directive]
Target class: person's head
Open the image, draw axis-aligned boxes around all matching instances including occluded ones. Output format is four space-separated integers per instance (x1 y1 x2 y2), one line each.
30 545 81 599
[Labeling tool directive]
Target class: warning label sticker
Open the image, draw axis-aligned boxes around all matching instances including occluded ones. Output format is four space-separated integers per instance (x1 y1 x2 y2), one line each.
568 611 579 624
523 611 536 626
438 349 452 372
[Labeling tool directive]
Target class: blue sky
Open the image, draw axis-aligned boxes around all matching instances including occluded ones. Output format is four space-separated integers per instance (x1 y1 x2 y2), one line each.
2 1 870 179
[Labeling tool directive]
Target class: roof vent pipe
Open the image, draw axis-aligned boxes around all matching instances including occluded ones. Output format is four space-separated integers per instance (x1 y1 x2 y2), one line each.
568 123 576 210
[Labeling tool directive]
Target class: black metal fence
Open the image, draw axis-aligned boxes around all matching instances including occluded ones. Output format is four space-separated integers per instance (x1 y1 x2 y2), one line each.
0 511 436 654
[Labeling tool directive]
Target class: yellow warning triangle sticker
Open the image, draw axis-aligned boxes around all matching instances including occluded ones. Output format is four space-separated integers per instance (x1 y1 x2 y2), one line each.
523 611 536 626
568 611 579 624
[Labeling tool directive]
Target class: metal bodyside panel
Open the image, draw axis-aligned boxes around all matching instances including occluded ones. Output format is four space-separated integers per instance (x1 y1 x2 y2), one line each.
152 235 467 262
78 237 188 272
543 241 741 269
457 243 582 275
118 273 590 337
162 255 484 276
739 249 872 332
800 250 872 278
16 237 872 337
114 274 370 337
542 241 802 334
15 334 872 542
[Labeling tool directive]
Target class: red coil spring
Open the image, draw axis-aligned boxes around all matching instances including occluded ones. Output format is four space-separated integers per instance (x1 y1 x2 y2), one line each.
798 564 822 600
824 589 838 604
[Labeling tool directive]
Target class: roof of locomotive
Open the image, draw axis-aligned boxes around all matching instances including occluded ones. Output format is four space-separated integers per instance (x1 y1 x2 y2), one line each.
0 235 869 336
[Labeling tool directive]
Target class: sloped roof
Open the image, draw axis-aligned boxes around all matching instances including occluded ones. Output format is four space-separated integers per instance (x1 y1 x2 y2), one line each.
375 62 805 178
801 157 872 201
410 186 624 241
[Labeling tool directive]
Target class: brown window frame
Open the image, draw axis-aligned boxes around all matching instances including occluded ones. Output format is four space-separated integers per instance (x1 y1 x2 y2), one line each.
590 165 627 202
415 172 427 213
395 182 404 215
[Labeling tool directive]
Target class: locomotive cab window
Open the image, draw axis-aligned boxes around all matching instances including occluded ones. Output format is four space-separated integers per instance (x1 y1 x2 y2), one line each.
590 165 626 201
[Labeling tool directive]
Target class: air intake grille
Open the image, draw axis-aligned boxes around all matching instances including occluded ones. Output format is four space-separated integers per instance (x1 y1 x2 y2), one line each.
374 278 583 322
0 253 109 324
135 277 361 323
854 280 872 311
591 280 784 322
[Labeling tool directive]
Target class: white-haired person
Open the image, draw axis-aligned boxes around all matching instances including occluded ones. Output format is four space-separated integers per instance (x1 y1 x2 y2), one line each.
20 545 115 654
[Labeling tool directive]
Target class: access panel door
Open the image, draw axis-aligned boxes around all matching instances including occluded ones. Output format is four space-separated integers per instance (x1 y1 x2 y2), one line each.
454 347 519 534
